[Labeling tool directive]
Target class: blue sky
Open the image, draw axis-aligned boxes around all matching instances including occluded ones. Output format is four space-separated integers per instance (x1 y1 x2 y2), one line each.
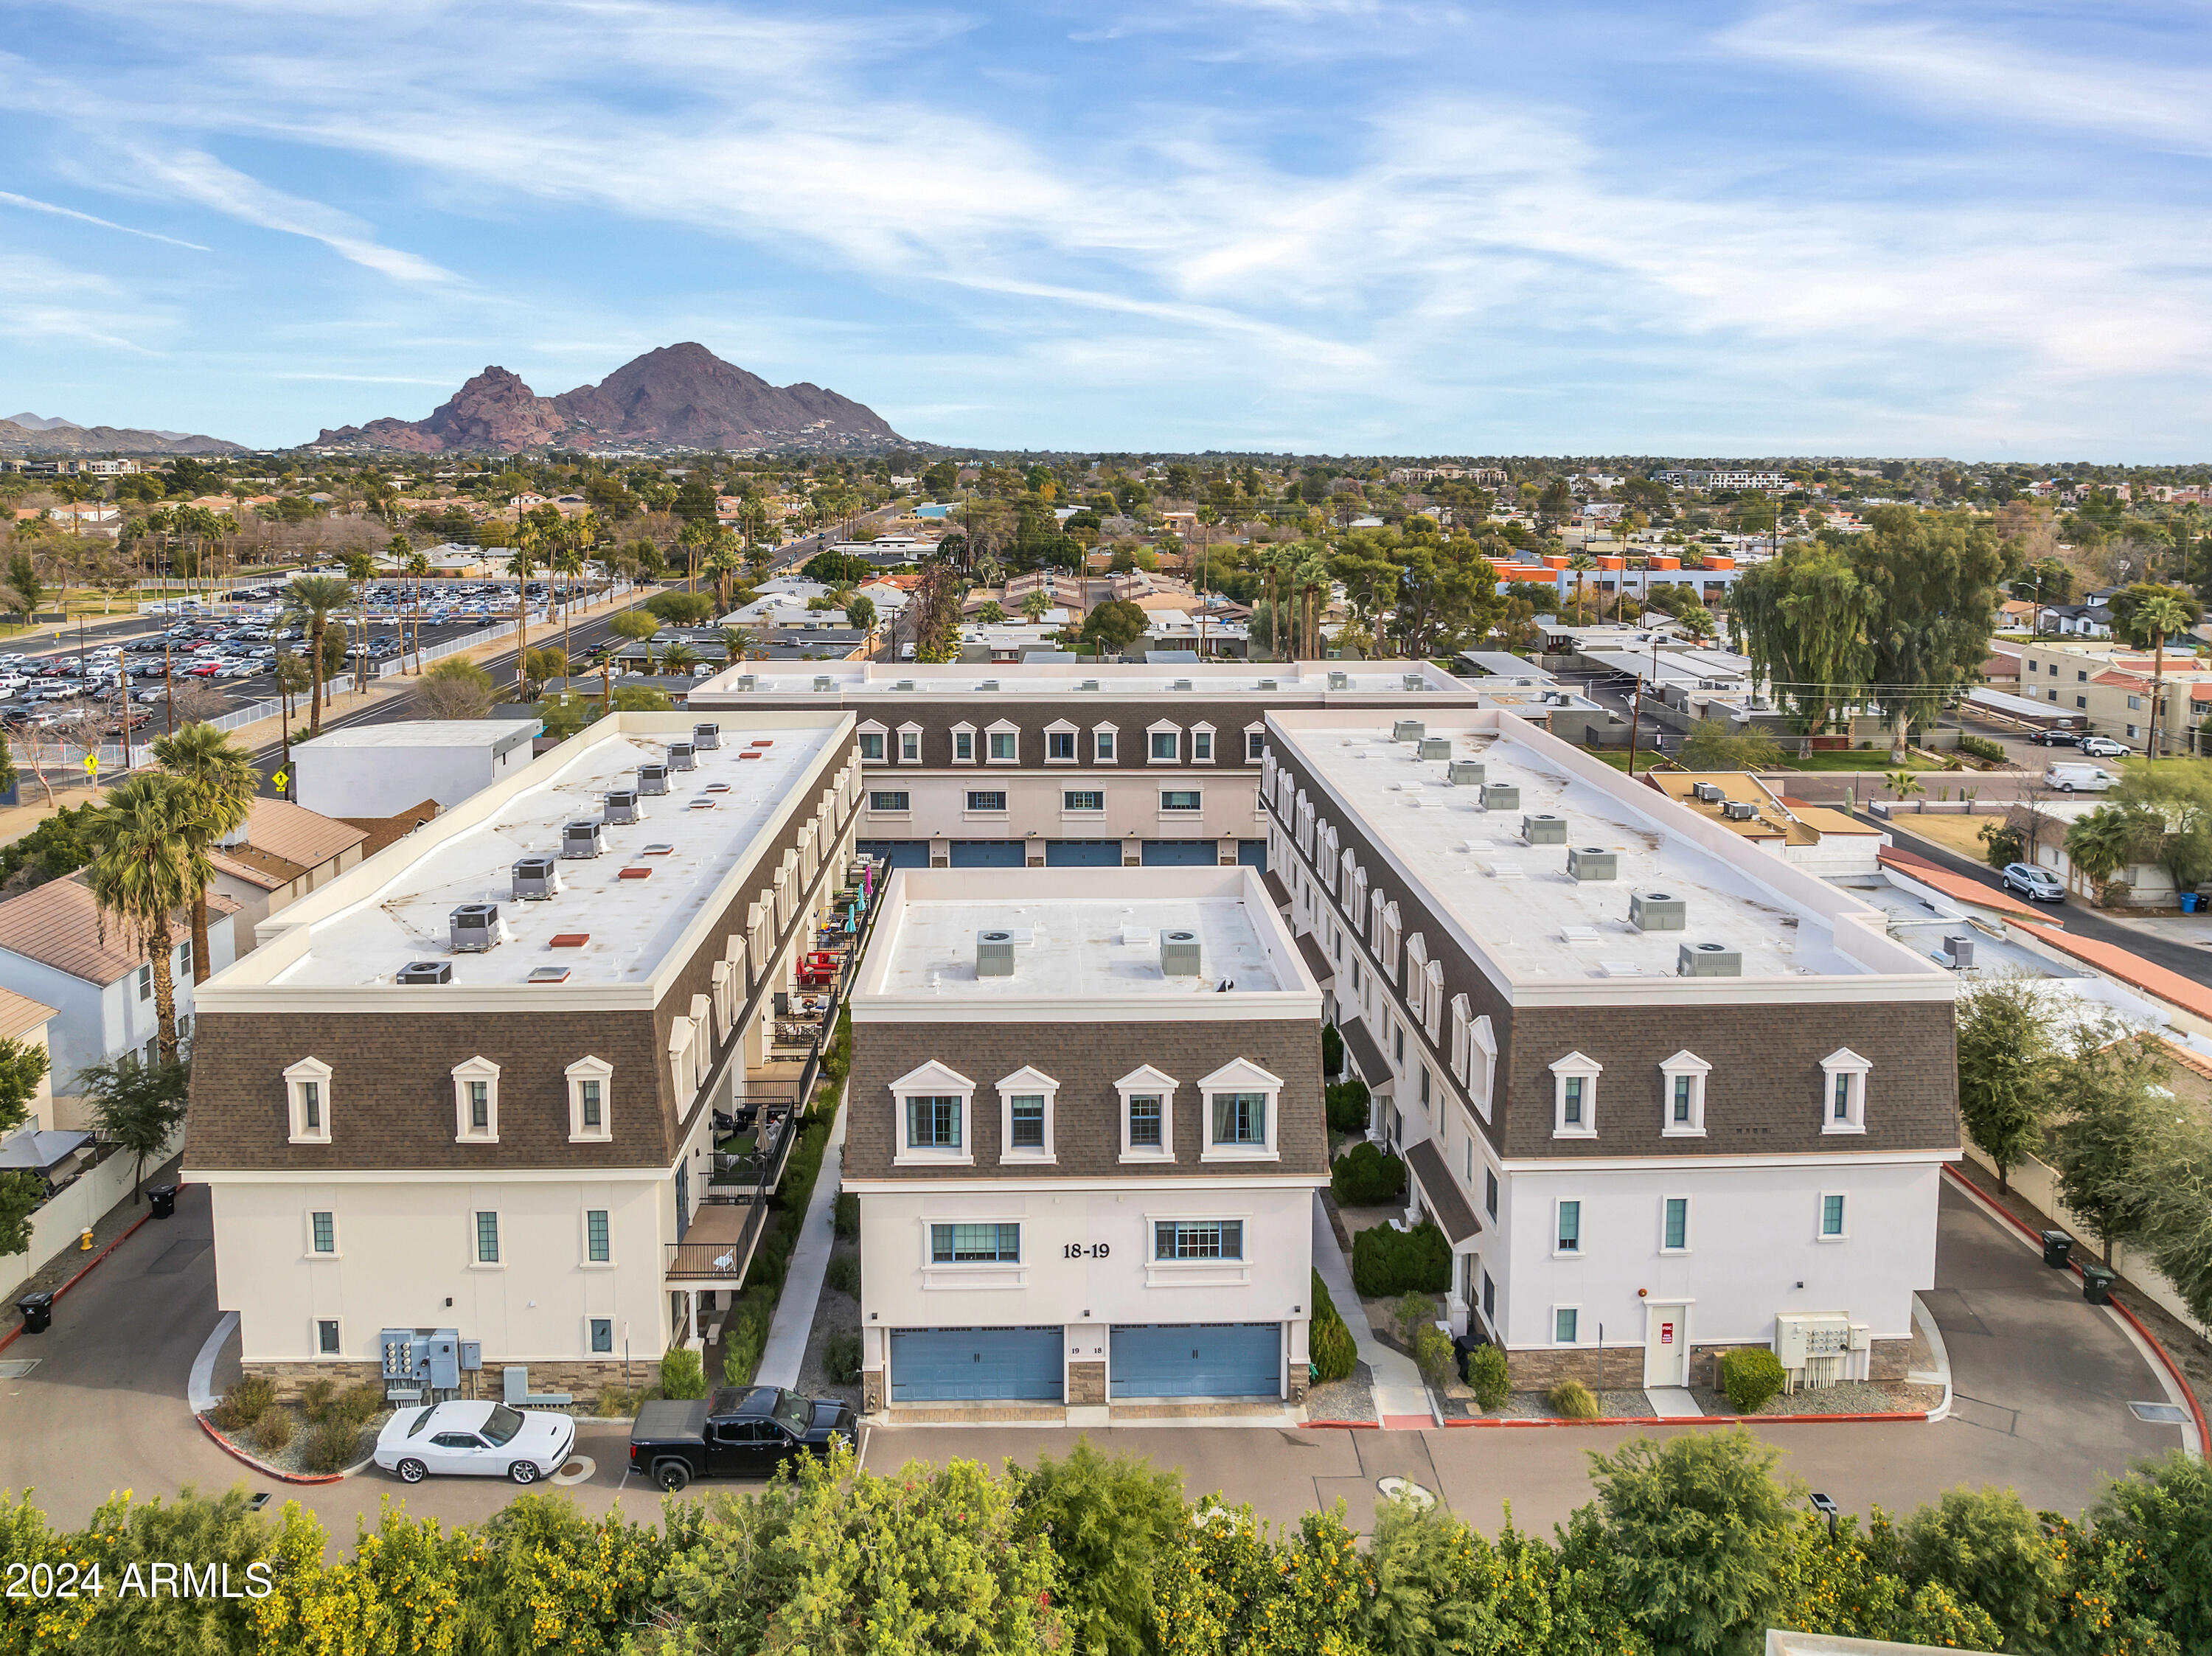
1 1 2205 458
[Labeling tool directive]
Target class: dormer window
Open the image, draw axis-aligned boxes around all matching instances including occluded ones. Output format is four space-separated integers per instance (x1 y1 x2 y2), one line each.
995 1065 1059 1163
1191 723 1214 762
897 723 922 764
1148 722 1180 763
951 723 976 764
1094 724 1118 762
452 1056 501 1144
1550 1052 1599 1138
987 720 1020 763
891 1060 976 1166
857 721 887 763
1046 720 1079 763
285 1057 332 1145
1198 1057 1282 1162
1821 1048 1869 1133
1116 1064 1178 1162
567 1055 613 1143
1660 1051 1710 1136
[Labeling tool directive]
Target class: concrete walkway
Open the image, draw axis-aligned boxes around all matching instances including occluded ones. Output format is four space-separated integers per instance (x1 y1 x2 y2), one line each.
1310 1193 1430 1426
755 1096 847 1388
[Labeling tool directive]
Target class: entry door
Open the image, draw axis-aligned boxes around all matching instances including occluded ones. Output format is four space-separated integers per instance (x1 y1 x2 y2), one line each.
1643 1303 1690 1388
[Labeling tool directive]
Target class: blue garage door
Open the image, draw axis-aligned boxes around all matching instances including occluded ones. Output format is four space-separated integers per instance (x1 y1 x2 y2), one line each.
890 1326 1063 1402
859 840 929 871
1141 840 1217 867
1110 1323 1281 1399
948 841 1026 869
1237 840 1267 870
1046 839 1122 867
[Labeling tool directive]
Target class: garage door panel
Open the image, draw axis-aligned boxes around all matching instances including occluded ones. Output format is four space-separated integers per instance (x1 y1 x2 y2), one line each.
1141 841 1217 866
1110 1323 1281 1398
948 841 1026 868
1045 840 1122 867
890 1326 1062 1402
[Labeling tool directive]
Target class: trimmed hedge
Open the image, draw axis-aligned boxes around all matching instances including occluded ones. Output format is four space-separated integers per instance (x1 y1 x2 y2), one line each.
1309 1268 1360 1384
1352 1220 1451 1296
1331 1140 1405 1207
1321 1022 1343 1078
1721 1346 1787 1414
1324 1078 1371 1134
1549 1379 1600 1419
1957 734 2008 764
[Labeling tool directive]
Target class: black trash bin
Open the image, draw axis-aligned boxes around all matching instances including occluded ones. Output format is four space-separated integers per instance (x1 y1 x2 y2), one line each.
2040 1229 2074 1270
2083 1265 2118 1305
147 1183 179 1220
16 1291 52 1335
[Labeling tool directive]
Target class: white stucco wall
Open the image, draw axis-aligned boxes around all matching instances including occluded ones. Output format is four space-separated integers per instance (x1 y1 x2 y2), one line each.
858 771 1265 847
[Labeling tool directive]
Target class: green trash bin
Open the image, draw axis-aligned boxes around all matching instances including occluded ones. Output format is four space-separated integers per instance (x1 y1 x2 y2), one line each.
2083 1265 2117 1306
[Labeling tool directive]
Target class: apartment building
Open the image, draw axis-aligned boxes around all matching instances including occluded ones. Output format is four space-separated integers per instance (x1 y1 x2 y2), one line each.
1260 709 1959 1391
2016 640 2212 754
689 660 1476 872
184 710 863 1395
844 865 1326 1422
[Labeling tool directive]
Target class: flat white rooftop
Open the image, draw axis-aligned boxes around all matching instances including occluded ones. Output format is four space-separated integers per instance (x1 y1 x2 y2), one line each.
695 660 1473 701
262 719 838 989
1276 714 1945 987
298 720 536 753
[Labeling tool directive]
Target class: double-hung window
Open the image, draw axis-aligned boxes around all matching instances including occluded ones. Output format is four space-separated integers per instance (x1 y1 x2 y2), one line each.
907 1095 962 1150
310 1211 335 1254
931 1222 1020 1264
301 1082 321 1132
1246 730 1265 760
475 1211 501 1264
1154 1220 1243 1260
1820 1048 1868 1133
468 1082 489 1132
900 728 921 762
953 728 975 762
1095 727 1116 762
1009 1094 1046 1148
1820 1194 1848 1238
1555 1200 1582 1254
1211 1091 1266 1147
1127 1094 1163 1147
1192 726 1213 762
585 1208 611 1262
137 965 151 1001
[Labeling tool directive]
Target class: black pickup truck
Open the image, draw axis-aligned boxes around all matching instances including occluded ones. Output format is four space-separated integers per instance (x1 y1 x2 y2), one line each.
628 1384 858 1490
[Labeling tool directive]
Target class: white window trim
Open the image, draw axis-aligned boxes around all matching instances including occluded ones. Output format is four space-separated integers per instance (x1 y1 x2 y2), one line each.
1659 1194 1692 1254
1044 719 1081 765
284 1055 332 1145
451 1055 501 1144
995 1064 1059 1164
1245 721 1265 762
985 718 1020 765
1552 1196 1585 1259
1093 722 1119 762
312 1315 346 1360
1116 1063 1178 1163
857 719 888 765
919 1214 1027 1290
1158 787 1203 815
1197 1056 1282 1162
1468 1013 1498 1123
1190 721 1216 764
896 721 923 765
1551 1303 1584 1346
1660 1049 1711 1138
891 1059 976 1166
950 721 977 765
1817 1190 1851 1241
585 1315 617 1356
1146 720 1182 765
304 1207 340 1260
1820 1047 1870 1134
1550 1051 1600 1139
868 789 912 816
1142 1208 1254 1287
964 788 1009 816
1061 788 1106 815
469 1208 504 1270
566 1054 613 1143
580 1205 616 1269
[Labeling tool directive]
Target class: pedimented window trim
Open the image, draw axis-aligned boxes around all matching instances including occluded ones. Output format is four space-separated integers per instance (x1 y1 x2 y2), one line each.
893 1059 976 1166
1550 1050 1600 1139
985 718 1020 765
1116 1063 1179 1163
995 1063 1059 1163
1660 1049 1711 1138
1197 1056 1282 1162
566 1054 613 1143
950 721 978 765
452 1054 501 1144
285 1055 332 1145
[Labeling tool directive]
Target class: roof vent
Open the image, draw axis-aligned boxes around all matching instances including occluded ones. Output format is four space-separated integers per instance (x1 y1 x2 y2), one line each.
397 960 451 986
1691 782 1725 803
603 788 641 825
1401 672 1425 692
1677 941 1743 977
1722 800 1758 821
692 723 721 749
1161 928 1203 977
813 675 834 692
1327 670 1349 690
448 903 501 953
562 819 604 858
1417 737 1452 761
734 675 757 692
637 763 669 796
511 855 559 901
1567 846 1617 881
667 740 695 771
1392 718 1426 743
1630 890 1686 931
977 928 1016 977
1523 813 1568 845
527 965 571 984
1478 782 1520 812
1447 759 1486 787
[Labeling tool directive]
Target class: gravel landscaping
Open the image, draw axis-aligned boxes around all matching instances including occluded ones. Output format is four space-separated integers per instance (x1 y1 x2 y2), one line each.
1305 1361 1377 1424
794 1231 863 1413
1700 1379 1945 1417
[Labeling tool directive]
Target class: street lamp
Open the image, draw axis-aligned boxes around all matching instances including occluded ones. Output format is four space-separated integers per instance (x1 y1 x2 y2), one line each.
1809 1492 1840 1542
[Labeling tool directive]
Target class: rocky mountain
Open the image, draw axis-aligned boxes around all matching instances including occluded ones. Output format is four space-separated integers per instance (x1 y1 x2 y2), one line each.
0 416 244 456
313 342 905 453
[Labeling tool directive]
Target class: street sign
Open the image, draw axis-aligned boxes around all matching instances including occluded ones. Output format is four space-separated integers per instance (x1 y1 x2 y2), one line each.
273 770 288 791
82 754 97 775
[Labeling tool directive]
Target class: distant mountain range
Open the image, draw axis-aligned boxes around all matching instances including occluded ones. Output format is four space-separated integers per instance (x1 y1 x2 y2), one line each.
0 414 244 457
313 343 905 454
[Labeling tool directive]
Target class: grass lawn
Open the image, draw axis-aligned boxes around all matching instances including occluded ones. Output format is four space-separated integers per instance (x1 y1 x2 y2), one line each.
1885 810 2008 861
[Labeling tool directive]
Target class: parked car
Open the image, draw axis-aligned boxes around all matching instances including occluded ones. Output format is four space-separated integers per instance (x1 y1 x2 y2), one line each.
2079 734 2131 759
2045 762 2118 793
627 1384 856 1492
2001 862 2066 903
374 1399 576 1486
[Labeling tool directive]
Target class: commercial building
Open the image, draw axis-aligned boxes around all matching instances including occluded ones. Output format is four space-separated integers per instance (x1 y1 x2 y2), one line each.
184 710 864 1394
1260 709 1959 1392
844 865 1326 1422
292 720 538 817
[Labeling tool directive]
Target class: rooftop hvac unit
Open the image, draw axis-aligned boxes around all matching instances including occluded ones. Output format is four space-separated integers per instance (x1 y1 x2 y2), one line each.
1722 801 1758 821
1401 672 1425 692
1567 846 1616 881
1677 941 1743 977
449 903 501 953
1479 782 1521 812
1944 933 1976 968
1256 678 1279 691
1417 737 1452 760
1392 719 1427 743
1523 813 1568 845
637 763 669 796
813 675 834 692
734 675 757 691
1327 671 1349 690
397 960 452 986
667 740 695 771
1630 890 1686 931
511 855 559 901
1691 782 1725 804
895 679 916 690
603 788 640 825
692 723 721 750
1079 679 1100 691
1447 759 1486 786
978 680 999 692
1161 928 1203 977
1172 678 1194 692
562 818 605 859
976 929 1016 978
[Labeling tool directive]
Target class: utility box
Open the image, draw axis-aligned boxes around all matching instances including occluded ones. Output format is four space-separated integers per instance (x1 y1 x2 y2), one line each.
1392 719 1426 744
1773 1312 1854 1389
1447 760 1485 786
1478 783 1520 812
1943 934 1975 968
977 929 1016 977
1523 813 1568 845
459 1340 483 1372
1161 929 1203 977
425 1332 461 1391
1677 942 1743 977
1567 846 1616 881
1401 673 1425 692
1417 737 1452 760
1630 891 1686 930
1327 671 1349 690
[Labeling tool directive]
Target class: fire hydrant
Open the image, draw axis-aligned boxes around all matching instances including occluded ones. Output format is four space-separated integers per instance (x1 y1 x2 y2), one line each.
79 1228 94 1251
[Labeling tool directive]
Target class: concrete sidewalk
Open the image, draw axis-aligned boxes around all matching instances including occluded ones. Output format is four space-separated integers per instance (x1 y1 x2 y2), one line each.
755 1096 847 1388
1310 1192 1430 1425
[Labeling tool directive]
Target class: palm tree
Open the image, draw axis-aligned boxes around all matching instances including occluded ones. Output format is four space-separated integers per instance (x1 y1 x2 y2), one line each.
342 550 375 692
659 641 700 676
718 625 755 667
151 723 257 985
282 574 352 736
405 549 431 673
510 526 543 680
552 531 586 675
1020 589 1051 623
1567 552 1596 625
704 531 742 616
2132 591 2195 759
2066 805 2146 905
83 776 203 1062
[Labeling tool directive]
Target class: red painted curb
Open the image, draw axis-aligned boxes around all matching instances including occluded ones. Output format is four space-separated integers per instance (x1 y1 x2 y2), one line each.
1441 1410 1929 1428
194 1414 348 1485
1941 1164 2211 1450
0 1202 162 1354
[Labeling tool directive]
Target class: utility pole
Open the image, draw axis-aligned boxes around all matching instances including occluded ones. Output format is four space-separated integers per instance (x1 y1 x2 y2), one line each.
1629 675 1646 777
163 647 173 738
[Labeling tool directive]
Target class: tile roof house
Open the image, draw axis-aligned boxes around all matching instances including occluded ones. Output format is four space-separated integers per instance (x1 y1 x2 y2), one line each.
206 796 372 953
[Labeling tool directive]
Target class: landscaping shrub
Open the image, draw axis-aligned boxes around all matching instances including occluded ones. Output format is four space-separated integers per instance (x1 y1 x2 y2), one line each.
1391 1291 1437 1346
1979 820 2025 868
209 1374 274 1432
1351 1220 1450 1296
252 1410 294 1455
299 1417 361 1474
721 1292 776 1386
822 1330 863 1386
824 1253 860 1296
1321 1022 1343 1079
1957 734 2008 764
296 1377 335 1423
1324 1078 1371 1135
1330 1139 1405 1206
1412 1324 1456 1386
1466 1342 1510 1410
1720 1346 1787 1414
1549 1379 1600 1419
597 1384 642 1418
1308 1268 1359 1384
833 1191 860 1240
337 1383 384 1428
661 1347 708 1400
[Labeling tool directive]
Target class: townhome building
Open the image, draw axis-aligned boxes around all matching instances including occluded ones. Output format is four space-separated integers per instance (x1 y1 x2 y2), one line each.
1259 708 1960 1393
184 710 864 1396
2016 640 2212 754
688 659 1475 872
844 864 1326 1422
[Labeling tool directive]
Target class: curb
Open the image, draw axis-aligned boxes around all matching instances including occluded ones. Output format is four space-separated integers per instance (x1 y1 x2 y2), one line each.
193 1413 364 1484
1440 1409 1930 1427
1304 1419 1382 1430
1941 1164 2210 1453
0 1204 160 1355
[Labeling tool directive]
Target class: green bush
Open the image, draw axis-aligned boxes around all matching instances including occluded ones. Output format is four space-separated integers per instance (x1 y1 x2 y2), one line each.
1324 1078 1371 1134
1412 1324 1456 1386
1466 1342 1510 1409
1957 734 2008 763
1979 820 2025 867
822 1330 863 1386
661 1346 709 1400
824 1253 860 1297
1549 1379 1600 1419
252 1409 295 1455
833 1191 860 1240
299 1417 362 1474
1719 1346 1787 1414
596 1383 643 1418
209 1374 274 1432
1330 1139 1405 1206
1308 1268 1359 1384
337 1383 384 1428
1392 1290 1437 1346
296 1377 335 1423
720 1291 776 1387
1351 1220 1451 1296
1321 1023 1343 1078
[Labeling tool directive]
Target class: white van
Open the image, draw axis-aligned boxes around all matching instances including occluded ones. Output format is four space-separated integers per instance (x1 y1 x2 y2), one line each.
2046 763 2119 793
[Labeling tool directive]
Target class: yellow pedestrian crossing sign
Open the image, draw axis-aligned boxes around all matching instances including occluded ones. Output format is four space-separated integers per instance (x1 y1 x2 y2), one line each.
273 770 288 791
82 754 97 775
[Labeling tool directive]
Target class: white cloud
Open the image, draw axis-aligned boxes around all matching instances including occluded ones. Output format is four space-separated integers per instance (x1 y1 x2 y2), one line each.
0 189 209 249
0 254 164 351
119 149 453 283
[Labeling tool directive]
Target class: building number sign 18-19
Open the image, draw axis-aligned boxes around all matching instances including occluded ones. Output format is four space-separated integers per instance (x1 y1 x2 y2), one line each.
1062 1243 1110 1260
